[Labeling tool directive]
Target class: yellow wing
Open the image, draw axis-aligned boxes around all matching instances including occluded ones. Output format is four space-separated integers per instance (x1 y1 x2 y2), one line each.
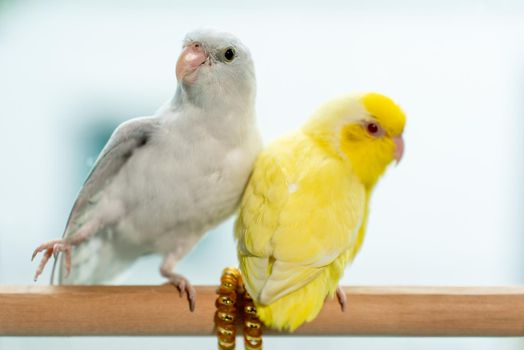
235 131 368 331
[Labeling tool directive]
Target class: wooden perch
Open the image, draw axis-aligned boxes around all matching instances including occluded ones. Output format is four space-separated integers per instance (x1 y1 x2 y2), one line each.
1 286 524 336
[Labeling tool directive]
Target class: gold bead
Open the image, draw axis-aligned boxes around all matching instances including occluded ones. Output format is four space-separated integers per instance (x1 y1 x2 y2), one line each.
245 321 261 329
217 311 235 322
217 326 234 337
219 296 234 305
245 334 262 343
218 339 236 348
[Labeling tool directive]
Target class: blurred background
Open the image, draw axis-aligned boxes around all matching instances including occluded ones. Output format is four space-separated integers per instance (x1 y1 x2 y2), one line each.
1 0 523 349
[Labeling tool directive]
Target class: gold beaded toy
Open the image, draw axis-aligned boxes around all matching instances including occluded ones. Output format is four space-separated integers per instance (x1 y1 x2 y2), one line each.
215 267 263 350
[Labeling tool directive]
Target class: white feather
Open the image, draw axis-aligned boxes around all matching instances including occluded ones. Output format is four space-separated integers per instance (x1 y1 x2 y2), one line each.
56 29 261 284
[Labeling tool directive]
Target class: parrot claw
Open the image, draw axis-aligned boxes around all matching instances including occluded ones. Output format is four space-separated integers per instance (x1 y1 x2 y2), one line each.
165 273 197 312
32 239 73 281
336 286 347 312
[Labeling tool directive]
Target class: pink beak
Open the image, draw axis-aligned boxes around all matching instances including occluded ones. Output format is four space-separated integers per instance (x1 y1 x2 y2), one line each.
393 135 404 163
175 43 208 83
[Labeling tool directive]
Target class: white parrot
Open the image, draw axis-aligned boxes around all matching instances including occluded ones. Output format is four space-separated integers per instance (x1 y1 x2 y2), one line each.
31 29 261 311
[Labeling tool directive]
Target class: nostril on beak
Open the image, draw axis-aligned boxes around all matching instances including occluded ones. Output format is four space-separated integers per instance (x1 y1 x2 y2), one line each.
175 42 208 82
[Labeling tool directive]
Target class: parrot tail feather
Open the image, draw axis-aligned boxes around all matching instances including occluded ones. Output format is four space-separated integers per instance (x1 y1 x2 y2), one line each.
255 269 335 332
253 249 352 332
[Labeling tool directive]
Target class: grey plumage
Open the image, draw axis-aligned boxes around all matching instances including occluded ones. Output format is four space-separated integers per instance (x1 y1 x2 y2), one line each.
32 29 261 309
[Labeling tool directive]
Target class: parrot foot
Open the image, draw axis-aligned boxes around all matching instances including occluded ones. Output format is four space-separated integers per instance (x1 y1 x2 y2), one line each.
336 286 347 312
163 272 197 312
31 239 72 281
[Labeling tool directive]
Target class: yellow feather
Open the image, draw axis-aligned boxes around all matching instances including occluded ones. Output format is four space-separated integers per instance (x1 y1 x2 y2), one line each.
235 92 406 331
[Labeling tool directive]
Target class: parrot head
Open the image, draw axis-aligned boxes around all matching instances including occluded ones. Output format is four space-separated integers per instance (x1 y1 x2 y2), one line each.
303 92 406 187
175 29 256 108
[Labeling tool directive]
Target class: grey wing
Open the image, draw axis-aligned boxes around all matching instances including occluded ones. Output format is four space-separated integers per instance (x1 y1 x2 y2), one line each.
50 116 160 283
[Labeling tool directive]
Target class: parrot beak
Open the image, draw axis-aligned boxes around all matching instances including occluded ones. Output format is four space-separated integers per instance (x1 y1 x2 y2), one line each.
176 42 208 83
393 135 404 163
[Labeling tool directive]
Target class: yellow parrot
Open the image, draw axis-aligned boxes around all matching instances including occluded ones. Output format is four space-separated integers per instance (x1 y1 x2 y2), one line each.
235 92 406 331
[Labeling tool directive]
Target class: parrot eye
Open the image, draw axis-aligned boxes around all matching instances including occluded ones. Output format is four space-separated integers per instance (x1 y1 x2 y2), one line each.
367 123 378 134
365 122 384 137
223 47 236 62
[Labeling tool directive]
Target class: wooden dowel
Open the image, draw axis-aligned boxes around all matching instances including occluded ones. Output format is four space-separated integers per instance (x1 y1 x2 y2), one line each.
1 286 524 336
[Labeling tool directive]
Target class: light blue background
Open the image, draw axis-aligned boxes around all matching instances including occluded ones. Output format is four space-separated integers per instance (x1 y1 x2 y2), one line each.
1 0 523 348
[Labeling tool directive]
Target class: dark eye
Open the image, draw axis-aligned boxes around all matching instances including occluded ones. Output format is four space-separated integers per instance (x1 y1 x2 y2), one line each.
224 47 236 62
364 122 386 137
366 123 380 135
